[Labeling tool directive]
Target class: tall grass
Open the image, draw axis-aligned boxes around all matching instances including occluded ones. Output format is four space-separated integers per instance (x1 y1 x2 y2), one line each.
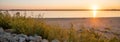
0 11 120 42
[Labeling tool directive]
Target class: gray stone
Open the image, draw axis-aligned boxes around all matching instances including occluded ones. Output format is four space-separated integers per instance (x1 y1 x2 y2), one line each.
0 38 9 42
1 33 11 39
29 41 34 42
34 35 42 42
0 28 50 42
41 39 49 42
28 36 35 41
5 29 14 33
6 37 17 42
4 33 11 36
51 39 60 42
18 37 26 42
34 34 42 39
14 35 19 41
0 28 4 33
12 34 17 37
18 34 28 38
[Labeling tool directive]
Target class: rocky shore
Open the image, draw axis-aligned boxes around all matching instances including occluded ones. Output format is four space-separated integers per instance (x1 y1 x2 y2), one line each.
0 27 60 42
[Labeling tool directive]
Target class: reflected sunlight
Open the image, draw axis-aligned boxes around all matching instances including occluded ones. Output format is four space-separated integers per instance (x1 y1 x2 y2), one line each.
92 5 98 17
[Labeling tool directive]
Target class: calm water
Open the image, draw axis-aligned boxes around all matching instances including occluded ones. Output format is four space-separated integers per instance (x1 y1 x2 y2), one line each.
1 11 120 18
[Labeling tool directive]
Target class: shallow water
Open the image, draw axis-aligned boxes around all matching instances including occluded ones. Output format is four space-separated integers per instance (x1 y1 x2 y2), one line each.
1 11 120 18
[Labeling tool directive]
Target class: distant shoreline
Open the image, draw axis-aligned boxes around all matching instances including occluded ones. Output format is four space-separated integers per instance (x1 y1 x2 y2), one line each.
35 17 120 19
0 9 120 11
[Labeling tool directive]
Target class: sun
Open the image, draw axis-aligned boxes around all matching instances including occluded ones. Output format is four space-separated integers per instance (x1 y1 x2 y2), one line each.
92 5 98 11
92 5 98 17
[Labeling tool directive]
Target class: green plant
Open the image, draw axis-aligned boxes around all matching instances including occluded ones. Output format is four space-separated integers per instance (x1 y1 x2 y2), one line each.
0 12 12 29
0 12 120 42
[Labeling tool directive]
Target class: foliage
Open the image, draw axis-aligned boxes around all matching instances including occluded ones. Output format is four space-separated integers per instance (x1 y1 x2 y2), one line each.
0 12 120 42
0 12 12 29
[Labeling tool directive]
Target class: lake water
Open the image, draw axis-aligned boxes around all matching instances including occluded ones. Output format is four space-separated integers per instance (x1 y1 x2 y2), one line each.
1 11 120 18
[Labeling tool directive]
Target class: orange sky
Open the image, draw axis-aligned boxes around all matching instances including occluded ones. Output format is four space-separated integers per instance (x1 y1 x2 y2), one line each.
0 0 120 9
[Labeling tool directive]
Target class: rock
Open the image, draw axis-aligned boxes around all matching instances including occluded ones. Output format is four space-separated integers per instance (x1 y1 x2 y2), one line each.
2 33 12 39
4 33 11 36
0 35 18 42
5 29 14 33
3 32 17 42
51 39 60 42
34 34 42 39
28 36 35 41
0 38 8 42
34 35 42 42
0 27 4 33
12 34 17 37
0 27 50 42
6 37 17 42
29 41 34 42
14 34 28 42
18 37 26 42
18 34 28 38
14 35 19 41
41 39 49 42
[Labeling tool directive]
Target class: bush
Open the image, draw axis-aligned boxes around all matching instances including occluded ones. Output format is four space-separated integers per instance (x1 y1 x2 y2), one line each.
0 12 12 29
0 12 120 42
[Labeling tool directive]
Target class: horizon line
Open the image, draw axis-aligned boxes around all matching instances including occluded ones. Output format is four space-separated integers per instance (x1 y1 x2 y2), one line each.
0 9 120 11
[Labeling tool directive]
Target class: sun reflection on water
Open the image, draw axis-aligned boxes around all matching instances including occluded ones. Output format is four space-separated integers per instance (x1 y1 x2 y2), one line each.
92 5 98 18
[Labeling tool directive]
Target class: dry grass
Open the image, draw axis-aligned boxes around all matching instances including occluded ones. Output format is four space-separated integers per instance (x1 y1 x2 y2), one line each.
0 12 120 42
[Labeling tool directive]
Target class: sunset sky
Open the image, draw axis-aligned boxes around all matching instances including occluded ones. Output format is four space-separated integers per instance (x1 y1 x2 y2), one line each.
0 0 120 9
0 0 120 18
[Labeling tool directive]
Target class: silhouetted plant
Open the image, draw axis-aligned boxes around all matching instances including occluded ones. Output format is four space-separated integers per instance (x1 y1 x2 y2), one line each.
15 12 20 17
